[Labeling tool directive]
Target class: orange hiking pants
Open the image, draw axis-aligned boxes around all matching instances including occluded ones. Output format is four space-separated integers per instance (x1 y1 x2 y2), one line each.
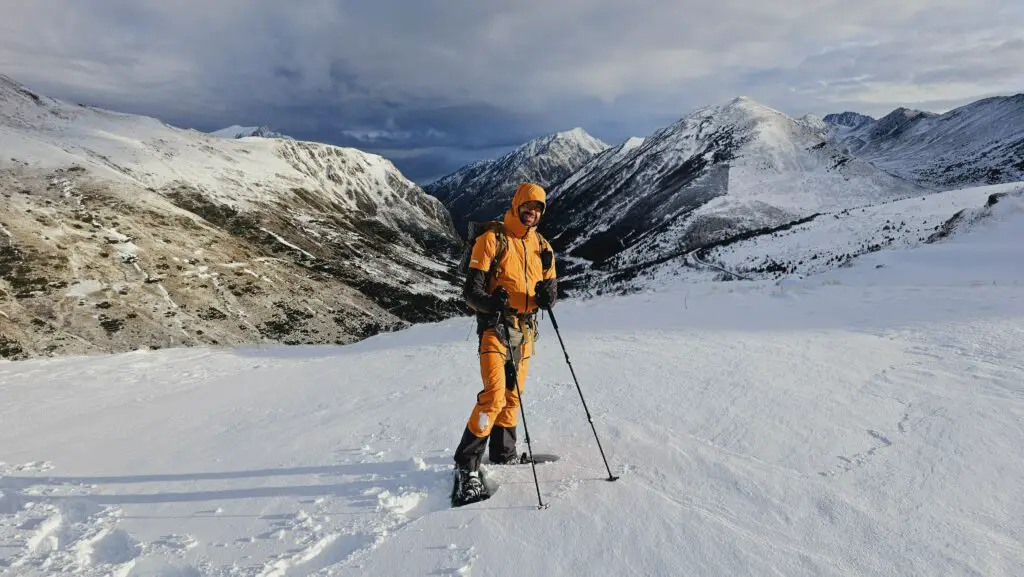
466 323 532 437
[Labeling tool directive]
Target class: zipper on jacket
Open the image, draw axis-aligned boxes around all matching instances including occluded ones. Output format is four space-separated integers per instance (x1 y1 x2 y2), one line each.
521 237 529 312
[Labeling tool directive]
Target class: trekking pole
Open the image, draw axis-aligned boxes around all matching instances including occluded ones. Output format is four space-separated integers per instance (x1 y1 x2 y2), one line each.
545 307 619 482
497 296 547 509
508 338 548 510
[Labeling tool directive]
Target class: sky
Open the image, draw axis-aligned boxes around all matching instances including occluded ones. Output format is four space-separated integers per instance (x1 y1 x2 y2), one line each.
1 0 1022 184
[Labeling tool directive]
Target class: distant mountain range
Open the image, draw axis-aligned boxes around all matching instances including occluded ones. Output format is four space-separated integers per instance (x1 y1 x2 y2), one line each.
0 74 461 360
428 92 1023 289
822 111 876 128
540 97 925 273
422 128 608 237
3 69 1021 360
210 125 294 140
823 96 1024 188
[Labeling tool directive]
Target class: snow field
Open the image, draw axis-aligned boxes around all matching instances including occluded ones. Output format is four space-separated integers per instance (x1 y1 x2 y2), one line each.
2 207 1023 575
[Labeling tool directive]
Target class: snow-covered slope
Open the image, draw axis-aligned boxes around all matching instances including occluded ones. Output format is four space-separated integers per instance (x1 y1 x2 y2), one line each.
424 128 609 236
543 97 927 271
797 114 828 135
826 95 1024 188
0 74 462 359
582 182 1023 295
548 136 646 201
2 188 1022 576
210 125 294 140
698 182 1024 281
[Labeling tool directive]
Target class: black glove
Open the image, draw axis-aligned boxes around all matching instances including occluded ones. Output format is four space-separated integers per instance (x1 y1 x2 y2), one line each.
535 279 557 309
490 287 510 313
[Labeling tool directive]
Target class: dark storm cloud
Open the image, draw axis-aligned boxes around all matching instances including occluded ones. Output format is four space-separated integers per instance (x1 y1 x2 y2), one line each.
1 0 1021 182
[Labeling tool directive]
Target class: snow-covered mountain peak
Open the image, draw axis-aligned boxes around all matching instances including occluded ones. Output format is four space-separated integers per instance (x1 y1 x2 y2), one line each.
654 96 799 149
798 114 828 132
0 74 40 98
622 136 646 151
0 74 59 119
725 95 756 107
211 125 294 140
827 94 1024 188
867 107 938 140
719 95 787 119
0 74 28 95
892 107 935 119
656 95 844 175
542 95 925 268
0 75 463 359
518 127 609 157
823 111 875 128
424 127 610 235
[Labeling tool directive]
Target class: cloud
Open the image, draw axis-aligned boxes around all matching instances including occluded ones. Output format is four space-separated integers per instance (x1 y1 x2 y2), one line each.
1 0 1021 181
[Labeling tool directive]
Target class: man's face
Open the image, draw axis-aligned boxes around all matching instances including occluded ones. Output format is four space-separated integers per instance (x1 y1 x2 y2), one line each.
518 200 543 227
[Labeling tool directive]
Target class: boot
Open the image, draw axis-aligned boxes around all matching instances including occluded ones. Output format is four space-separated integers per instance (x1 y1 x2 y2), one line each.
451 467 487 506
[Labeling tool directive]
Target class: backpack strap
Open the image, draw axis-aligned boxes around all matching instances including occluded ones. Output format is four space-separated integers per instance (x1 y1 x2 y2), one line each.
535 231 552 272
487 221 508 284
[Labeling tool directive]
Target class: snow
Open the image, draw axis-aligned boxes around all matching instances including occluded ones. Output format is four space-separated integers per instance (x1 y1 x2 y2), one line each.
210 126 292 140
621 136 645 152
2 186 1023 576
258 228 317 261
210 125 261 139
591 182 1021 294
0 76 444 230
704 182 1024 279
0 75 461 351
827 95 1024 188
546 95 927 267
424 127 609 227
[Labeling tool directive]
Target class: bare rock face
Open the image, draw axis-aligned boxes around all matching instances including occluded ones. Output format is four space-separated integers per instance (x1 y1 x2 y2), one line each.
0 76 464 360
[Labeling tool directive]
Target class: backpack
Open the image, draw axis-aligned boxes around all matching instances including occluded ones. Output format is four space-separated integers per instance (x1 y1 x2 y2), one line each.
459 220 509 279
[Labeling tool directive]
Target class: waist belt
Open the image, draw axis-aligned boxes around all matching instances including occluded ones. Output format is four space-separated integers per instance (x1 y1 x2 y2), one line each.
503 310 538 334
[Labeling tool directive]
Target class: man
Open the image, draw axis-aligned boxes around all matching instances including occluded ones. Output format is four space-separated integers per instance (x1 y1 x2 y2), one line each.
452 182 558 505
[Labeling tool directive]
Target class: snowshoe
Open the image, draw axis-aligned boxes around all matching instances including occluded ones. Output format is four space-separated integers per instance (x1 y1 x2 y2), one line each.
488 452 560 465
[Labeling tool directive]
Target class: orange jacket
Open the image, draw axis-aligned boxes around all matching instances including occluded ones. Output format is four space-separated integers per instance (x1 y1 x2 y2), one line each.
468 183 557 315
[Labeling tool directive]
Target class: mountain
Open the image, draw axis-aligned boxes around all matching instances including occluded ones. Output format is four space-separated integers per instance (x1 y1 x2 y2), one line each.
0 74 462 360
540 96 927 277
423 128 609 236
864 108 940 142
694 182 1023 283
825 95 1024 188
549 136 645 201
822 111 875 128
797 114 828 135
210 125 294 139
579 181 1022 294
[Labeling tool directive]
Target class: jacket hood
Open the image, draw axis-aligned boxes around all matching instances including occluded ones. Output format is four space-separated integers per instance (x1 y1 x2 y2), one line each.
503 182 546 237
